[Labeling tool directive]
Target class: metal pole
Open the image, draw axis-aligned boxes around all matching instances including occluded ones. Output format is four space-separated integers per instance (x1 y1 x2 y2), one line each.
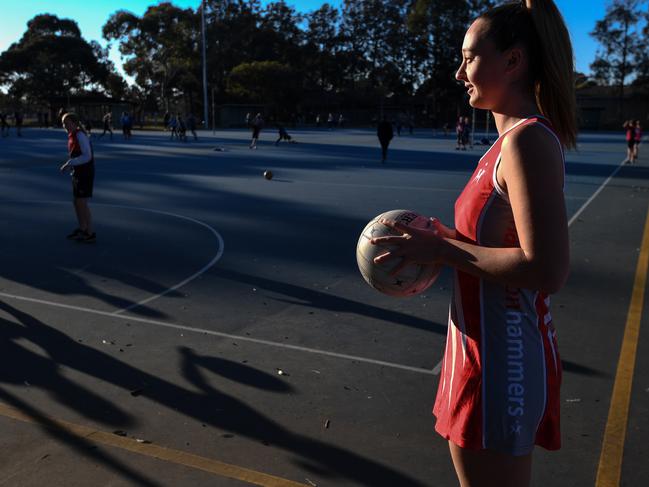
212 86 216 135
485 110 490 141
201 0 208 130
471 107 476 147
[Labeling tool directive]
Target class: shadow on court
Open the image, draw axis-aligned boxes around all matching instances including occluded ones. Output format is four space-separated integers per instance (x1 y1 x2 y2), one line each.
3 129 646 185
96 133 649 182
0 200 228 318
0 300 427 486
214 267 447 335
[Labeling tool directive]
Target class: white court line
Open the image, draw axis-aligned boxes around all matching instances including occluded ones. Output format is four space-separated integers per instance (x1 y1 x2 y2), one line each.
0 291 436 376
1 200 224 315
567 158 627 226
102 204 225 315
431 157 629 375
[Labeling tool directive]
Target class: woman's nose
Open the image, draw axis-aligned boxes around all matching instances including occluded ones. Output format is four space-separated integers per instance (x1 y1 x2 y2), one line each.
455 62 466 81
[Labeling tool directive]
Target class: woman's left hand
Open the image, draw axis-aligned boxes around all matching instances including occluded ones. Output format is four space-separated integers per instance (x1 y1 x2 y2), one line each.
371 218 446 275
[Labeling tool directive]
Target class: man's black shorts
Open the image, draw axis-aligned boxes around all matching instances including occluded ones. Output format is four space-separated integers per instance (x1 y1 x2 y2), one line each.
72 162 95 198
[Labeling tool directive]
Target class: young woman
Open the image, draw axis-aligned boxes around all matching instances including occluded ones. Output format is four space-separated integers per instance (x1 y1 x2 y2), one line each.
633 120 642 162
99 111 113 140
60 112 96 243
249 113 263 149
372 1 574 486
456 116 466 150
624 120 635 163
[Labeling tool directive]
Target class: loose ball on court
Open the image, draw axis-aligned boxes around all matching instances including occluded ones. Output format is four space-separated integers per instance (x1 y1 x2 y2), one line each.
263 170 273 180
356 209 441 297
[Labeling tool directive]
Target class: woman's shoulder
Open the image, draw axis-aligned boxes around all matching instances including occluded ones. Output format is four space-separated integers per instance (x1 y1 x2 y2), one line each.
503 120 562 153
501 121 564 174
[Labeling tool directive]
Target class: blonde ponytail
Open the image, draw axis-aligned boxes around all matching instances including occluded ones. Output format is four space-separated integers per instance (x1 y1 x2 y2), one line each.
524 0 577 148
479 1 577 148
61 112 89 135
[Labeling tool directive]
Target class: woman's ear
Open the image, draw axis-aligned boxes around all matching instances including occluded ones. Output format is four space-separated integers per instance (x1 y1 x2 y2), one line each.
504 47 527 80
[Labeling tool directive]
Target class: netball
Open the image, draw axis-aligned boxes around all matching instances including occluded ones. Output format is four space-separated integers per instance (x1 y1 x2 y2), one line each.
356 209 441 297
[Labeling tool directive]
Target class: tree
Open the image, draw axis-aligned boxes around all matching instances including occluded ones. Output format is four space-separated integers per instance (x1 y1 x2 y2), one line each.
0 14 119 105
635 7 649 86
260 1 304 57
407 0 494 120
304 3 340 92
103 3 200 112
339 1 370 93
202 0 266 103
590 0 648 116
227 60 300 115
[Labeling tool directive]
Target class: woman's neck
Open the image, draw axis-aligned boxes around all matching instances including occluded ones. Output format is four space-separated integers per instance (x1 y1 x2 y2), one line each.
491 95 540 135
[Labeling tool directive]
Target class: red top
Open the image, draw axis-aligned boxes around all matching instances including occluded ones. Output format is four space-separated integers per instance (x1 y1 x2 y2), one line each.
433 116 564 454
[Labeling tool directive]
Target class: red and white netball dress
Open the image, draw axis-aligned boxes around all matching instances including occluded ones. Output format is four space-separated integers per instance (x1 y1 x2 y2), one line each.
433 116 563 455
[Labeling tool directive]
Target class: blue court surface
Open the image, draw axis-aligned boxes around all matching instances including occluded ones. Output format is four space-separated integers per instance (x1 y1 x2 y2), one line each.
0 127 647 486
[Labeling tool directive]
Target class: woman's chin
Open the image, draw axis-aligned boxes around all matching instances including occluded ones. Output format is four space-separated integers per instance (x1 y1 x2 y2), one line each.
468 97 489 110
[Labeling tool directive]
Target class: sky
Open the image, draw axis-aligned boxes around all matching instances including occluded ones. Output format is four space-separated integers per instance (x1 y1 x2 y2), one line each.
0 0 606 78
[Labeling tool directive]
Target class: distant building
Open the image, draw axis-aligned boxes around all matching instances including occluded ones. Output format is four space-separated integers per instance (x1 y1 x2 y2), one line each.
576 85 649 130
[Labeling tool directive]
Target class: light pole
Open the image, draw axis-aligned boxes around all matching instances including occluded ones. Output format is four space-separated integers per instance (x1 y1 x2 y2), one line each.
201 0 208 130
212 86 216 135
471 107 476 147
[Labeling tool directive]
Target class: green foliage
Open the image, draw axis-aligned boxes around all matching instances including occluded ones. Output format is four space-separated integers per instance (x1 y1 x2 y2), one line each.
227 61 300 106
103 2 200 110
590 0 648 86
1 0 519 117
304 3 340 91
0 14 122 104
406 0 493 112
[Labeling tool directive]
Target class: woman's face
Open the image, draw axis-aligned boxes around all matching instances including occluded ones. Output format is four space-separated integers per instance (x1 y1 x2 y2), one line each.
456 19 510 110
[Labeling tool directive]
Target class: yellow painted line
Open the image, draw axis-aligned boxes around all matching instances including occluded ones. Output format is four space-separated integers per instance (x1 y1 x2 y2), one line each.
0 402 307 487
595 203 649 487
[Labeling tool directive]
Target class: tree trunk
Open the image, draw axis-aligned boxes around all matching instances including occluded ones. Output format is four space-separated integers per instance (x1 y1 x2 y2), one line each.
619 19 629 120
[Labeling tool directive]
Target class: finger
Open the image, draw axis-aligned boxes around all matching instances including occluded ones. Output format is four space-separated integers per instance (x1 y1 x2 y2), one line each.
429 217 443 235
371 235 405 246
373 251 399 265
383 219 417 236
393 221 414 235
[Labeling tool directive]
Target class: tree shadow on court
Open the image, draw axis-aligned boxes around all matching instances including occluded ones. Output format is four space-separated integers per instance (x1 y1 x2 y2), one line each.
177 346 428 486
86 130 649 183
213 267 447 335
0 201 213 318
0 262 169 319
5 129 646 184
0 300 427 487
0 388 163 487
0 302 163 486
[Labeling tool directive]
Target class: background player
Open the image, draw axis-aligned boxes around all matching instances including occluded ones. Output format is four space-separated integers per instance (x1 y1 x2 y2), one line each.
59 112 96 243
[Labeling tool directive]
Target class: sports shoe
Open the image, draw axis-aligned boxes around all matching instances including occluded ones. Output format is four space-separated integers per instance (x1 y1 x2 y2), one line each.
66 228 83 240
79 231 96 243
